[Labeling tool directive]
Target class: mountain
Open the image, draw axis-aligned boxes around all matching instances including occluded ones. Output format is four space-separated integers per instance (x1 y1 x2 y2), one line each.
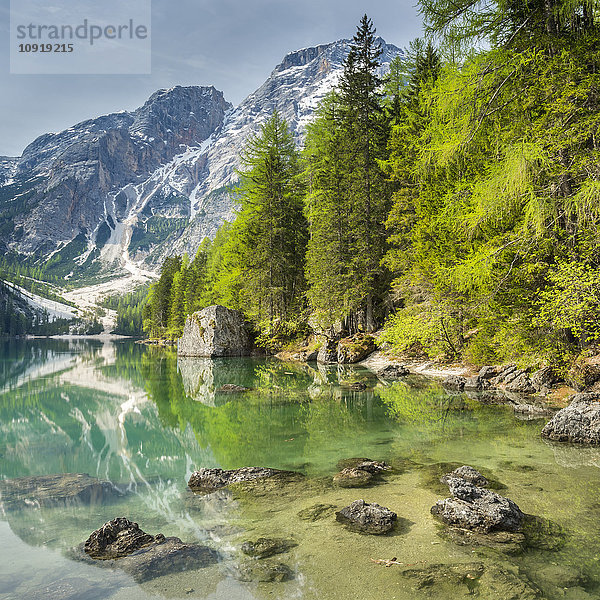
0 38 402 283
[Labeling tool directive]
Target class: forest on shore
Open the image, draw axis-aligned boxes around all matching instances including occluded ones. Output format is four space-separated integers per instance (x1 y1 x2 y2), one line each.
139 0 600 371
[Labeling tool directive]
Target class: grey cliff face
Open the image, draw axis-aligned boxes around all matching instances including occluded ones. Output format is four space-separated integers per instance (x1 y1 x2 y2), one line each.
2 39 403 279
3 86 231 258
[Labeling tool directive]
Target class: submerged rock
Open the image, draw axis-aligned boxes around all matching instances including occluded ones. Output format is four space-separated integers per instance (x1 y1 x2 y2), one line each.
241 537 295 558
177 305 251 357
26 577 115 600
337 458 391 473
332 458 390 487
400 562 485 590
333 468 373 488
536 564 588 589
441 375 466 391
188 466 303 492
440 465 489 487
479 565 541 599
78 518 218 582
0 473 120 511
377 364 410 379
432 478 524 533
232 560 293 582
439 527 526 554
521 514 566 551
401 563 540 599
541 393 600 444
335 499 397 534
297 503 337 521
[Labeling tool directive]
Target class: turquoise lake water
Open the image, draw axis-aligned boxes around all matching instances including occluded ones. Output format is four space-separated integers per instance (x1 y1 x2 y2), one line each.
1 338 599 599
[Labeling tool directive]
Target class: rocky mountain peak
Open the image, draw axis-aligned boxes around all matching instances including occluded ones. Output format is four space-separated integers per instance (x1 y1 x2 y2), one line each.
1 36 404 281
273 43 336 73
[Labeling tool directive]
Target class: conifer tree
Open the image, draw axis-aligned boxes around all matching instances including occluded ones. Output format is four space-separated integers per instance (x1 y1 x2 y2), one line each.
305 15 391 333
227 110 307 325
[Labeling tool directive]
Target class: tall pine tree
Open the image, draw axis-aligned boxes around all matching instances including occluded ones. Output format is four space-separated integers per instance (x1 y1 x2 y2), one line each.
305 15 391 333
227 110 307 325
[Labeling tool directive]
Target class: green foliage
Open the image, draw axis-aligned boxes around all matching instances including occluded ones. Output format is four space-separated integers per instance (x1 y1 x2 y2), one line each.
379 303 462 358
380 0 600 366
304 16 392 333
102 287 148 336
129 216 189 255
141 9 600 371
230 110 308 324
535 261 600 342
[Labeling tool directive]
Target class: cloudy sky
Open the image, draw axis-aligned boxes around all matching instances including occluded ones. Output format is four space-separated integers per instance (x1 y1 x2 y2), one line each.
0 0 422 156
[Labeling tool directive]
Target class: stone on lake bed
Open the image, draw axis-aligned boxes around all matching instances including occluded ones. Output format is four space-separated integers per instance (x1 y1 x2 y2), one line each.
332 458 390 487
297 503 337 521
335 499 397 534
333 468 373 488
78 518 218 582
0 473 120 511
240 537 296 558
188 466 303 492
401 563 540 599
440 465 489 487
336 458 391 473
231 560 294 582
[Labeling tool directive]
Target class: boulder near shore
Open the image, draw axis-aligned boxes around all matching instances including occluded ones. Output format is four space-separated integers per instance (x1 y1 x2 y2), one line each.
541 393 600 444
177 305 251 357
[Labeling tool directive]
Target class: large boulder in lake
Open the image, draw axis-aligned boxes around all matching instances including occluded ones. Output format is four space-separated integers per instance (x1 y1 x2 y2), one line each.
541 393 600 444
431 477 524 533
78 518 218 582
178 305 251 357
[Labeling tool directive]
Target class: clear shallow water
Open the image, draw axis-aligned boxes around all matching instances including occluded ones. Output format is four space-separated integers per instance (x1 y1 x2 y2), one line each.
1 339 600 599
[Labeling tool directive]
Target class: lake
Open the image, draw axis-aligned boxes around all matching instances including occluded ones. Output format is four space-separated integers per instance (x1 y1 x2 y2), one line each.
0 338 598 599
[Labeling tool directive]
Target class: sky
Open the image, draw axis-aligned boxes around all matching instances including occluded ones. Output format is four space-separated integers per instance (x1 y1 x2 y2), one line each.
0 0 422 157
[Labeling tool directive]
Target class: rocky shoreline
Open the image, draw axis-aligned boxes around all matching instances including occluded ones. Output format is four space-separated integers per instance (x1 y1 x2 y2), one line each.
5 454 586 597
